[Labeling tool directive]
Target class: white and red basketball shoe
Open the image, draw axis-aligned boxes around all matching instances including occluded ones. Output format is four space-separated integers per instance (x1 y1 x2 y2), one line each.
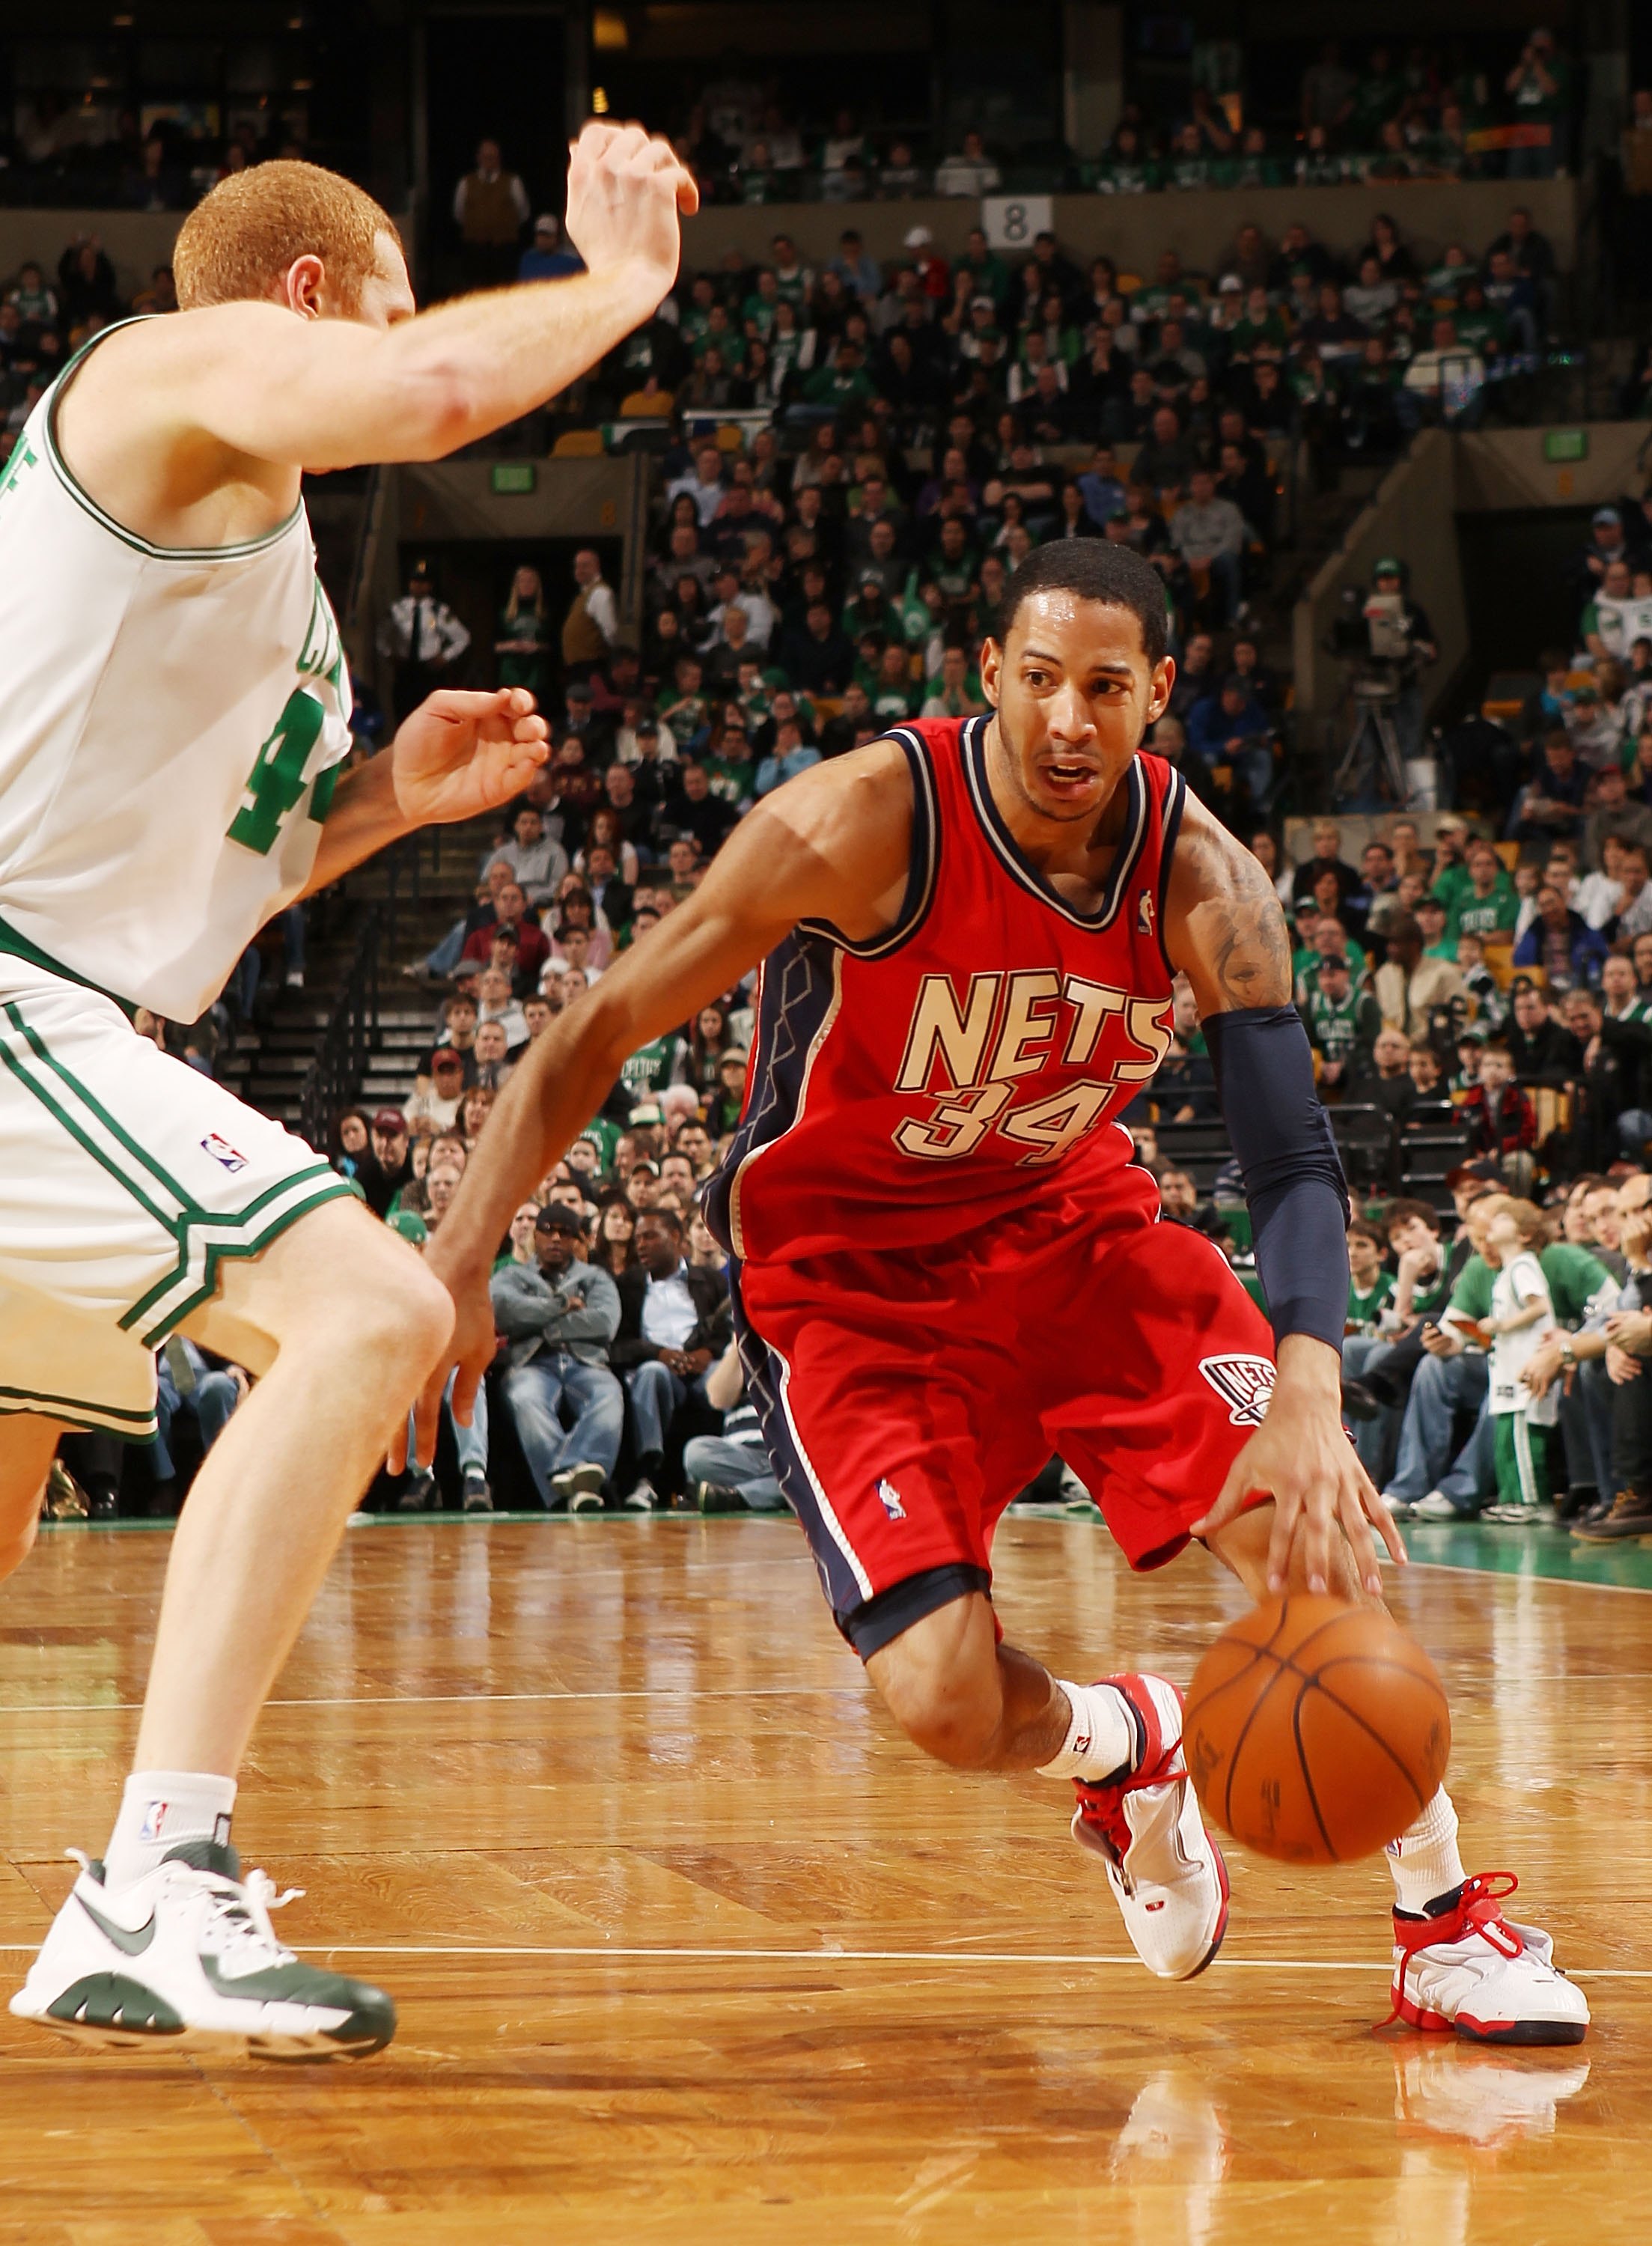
1388 1872 1589 2045
1069 1673 1230 1981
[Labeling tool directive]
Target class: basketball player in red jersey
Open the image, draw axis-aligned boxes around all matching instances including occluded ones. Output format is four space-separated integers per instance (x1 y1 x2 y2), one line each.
421 544 1585 2043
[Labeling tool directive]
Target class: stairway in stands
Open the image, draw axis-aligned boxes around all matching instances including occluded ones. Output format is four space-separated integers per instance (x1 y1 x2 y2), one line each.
222 812 500 1132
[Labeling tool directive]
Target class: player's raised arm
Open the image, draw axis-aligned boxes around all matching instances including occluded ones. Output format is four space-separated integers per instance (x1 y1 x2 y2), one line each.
61 123 697 484
399 743 915 1464
1162 798 1404 1596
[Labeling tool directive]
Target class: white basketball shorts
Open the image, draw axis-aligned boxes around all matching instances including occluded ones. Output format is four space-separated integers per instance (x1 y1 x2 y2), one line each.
0 956 355 1437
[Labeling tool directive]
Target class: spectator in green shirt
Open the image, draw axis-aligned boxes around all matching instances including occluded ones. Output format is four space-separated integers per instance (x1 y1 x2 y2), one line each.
1416 895 1457 960
803 341 876 412
1448 839 1520 944
1428 816 1476 917
1347 1222 1396 1334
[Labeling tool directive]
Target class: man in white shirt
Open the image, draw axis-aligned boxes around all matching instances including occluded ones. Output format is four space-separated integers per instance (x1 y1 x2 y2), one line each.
403 1048 467 1135
377 562 472 720
935 132 1002 197
613 1208 725 1506
474 966 529 1052
666 443 728 529
560 547 619 672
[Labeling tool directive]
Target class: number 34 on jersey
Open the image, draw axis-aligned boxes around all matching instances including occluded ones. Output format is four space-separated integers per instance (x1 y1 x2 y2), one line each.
892 969 1170 1165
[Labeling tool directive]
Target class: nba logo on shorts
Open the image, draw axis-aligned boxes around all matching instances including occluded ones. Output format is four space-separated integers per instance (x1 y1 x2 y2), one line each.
876 1477 906 1521
200 1133 247 1173
1198 1354 1275 1427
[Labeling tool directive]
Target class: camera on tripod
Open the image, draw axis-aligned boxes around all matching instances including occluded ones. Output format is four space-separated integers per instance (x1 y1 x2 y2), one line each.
1327 584 1422 704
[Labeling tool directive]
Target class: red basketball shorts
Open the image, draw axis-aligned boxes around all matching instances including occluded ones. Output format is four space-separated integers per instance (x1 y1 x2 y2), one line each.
732 1201 1277 1655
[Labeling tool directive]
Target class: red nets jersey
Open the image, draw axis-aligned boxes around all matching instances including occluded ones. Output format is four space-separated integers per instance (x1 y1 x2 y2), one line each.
705 715 1188 1265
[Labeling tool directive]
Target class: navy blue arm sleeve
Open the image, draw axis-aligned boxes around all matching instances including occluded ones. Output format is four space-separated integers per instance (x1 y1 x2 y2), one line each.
1202 1005 1350 1354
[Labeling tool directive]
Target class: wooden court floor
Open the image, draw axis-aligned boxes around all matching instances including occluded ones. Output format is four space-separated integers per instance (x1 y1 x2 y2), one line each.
0 1512 1647 2246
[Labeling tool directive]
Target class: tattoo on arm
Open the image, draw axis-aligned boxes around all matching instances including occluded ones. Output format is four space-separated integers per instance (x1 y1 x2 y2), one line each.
1169 821 1293 1014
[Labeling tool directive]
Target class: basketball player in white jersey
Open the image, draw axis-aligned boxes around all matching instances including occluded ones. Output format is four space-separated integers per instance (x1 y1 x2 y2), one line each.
1 123 696 2056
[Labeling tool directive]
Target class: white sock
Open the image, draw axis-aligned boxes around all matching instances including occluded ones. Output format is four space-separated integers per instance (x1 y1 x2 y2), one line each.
1386 1787 1466 1916
103 1771 237 1891
1037 1681 1138 1783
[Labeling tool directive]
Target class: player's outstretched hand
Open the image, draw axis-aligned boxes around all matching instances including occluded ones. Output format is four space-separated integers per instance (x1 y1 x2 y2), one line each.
564 119 698 290
391 1256 496 1475
391 687 549 827
1190 1339 1406 1599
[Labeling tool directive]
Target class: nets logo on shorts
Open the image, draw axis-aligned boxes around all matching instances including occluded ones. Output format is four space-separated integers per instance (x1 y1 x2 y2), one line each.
200 1133 248 1174
1198 1353 1275 1428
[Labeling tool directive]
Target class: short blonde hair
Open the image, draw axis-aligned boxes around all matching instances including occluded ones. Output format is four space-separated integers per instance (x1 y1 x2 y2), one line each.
174 159 397 313
1484 1194 1550 1246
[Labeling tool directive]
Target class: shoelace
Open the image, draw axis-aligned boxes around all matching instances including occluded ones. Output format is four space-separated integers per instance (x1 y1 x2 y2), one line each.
1074 1738 1181 1863
1381 1871 1523 2029
67 1848 305 1971
202 1868 305 1971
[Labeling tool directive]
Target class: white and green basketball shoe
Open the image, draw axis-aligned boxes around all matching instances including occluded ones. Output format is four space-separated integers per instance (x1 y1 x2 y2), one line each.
10 1839 394 2059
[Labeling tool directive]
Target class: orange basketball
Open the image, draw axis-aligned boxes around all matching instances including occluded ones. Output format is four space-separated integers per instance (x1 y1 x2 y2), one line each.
1183 1594 1451 1865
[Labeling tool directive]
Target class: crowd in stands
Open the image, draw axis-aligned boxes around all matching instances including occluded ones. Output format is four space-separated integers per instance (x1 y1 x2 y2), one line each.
33 62 1652 1544
550 192 1568 467
665 33 1584 203
3 106 307 211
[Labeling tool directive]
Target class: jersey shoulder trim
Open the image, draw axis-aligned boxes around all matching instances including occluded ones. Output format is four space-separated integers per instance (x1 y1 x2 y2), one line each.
961 714 1150 931
43 318 305 564
1151 761 1188 979
796 725 939 961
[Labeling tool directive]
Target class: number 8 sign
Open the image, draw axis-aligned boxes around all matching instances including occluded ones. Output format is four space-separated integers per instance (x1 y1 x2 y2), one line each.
981 194 1052 251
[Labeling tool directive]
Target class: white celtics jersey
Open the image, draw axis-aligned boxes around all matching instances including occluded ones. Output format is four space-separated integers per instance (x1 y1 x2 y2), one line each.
0 326 353 1020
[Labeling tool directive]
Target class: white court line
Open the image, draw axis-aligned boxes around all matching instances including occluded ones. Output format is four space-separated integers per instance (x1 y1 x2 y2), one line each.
0 1684 869 1717
0 1938 1636 1981
1398 1556 1652 1598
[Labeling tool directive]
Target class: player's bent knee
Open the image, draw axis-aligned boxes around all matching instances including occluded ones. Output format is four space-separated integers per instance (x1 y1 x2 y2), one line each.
865 1594 1005 1768
350 1259 454 1384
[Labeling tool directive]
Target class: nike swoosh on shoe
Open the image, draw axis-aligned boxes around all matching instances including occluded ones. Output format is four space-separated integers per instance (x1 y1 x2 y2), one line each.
76 1892 157 1956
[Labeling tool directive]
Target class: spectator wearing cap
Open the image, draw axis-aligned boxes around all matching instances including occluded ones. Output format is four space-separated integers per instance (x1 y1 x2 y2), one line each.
1415 895 1455 960
1567 508 1632 617
460 881 549 990
377 562 472 723
518 212 584 283
1185 673 1275 815
358 1110 413 1217
611 1209 731 1507
403 1049 468 1136
492 1205 625 1510
900 225 952 302
708 1047 751 1138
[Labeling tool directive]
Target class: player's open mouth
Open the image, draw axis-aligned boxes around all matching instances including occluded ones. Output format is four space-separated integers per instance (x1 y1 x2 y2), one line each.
1041 758 1101 797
